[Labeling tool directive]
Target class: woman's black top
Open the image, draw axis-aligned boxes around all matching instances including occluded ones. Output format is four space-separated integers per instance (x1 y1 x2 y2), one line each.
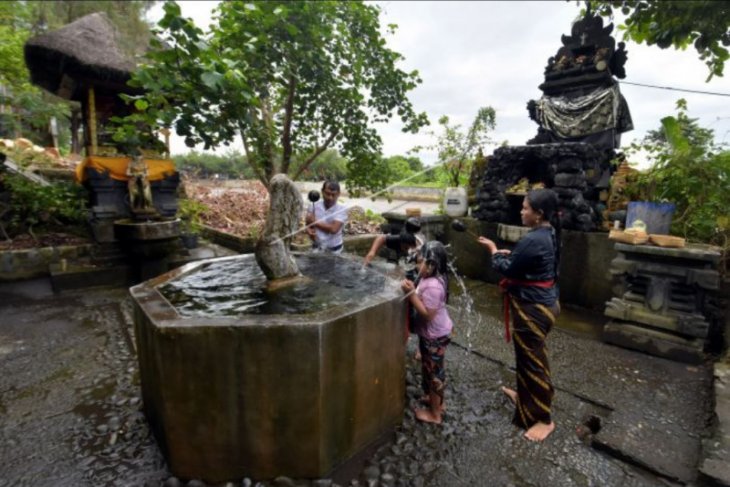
491 226 559 305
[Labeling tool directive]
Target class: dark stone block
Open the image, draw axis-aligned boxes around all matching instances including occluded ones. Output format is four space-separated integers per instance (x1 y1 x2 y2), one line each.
481 199 507 210
572 194 591 213
554 172 587 188
556 158 584 173
603 321 705 365
575 213 595 231
554 187 582 198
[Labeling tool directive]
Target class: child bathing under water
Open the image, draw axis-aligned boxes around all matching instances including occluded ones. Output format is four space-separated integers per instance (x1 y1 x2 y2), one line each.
401 241 453 424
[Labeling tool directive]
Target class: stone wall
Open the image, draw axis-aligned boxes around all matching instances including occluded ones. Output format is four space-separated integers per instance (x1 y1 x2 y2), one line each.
0 244 94 281
474 143 611 232
446 218 617 311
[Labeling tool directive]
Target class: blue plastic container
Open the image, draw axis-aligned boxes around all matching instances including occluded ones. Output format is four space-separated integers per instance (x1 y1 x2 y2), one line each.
626 202 675 235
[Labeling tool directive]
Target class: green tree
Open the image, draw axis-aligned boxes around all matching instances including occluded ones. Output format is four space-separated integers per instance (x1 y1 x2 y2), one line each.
116 0 428 193
291 149 348 182
643 98 716 149
402 155 425 173
588 1 730 80
380 155 417 185
413 107 496 187
627 100 730 244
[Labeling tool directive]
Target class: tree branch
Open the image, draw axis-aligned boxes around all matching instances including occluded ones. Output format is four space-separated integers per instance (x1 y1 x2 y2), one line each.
292 129 339 181
239 123 269 189
281 75 297 175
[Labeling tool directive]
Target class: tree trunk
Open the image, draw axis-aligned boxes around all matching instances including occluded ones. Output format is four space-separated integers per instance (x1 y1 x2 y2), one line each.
255 174 302 280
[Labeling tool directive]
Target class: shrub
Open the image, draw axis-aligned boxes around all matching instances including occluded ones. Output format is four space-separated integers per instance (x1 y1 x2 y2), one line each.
1 173 88 238
627 100 729 246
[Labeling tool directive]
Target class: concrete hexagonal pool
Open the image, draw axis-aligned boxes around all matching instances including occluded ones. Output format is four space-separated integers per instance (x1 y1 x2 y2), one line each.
130 252 407 483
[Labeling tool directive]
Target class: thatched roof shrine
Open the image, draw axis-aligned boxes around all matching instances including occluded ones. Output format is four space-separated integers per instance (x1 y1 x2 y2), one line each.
24 12 139 100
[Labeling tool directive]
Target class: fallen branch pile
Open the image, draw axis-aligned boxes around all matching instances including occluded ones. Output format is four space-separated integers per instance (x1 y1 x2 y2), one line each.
184 180 382 238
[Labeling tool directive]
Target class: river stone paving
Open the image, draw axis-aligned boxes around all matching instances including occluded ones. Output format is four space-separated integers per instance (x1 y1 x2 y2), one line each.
0 276 717 487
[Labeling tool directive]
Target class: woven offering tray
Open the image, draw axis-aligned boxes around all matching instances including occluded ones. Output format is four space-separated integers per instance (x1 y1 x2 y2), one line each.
609 229 649 245
649 234 686 248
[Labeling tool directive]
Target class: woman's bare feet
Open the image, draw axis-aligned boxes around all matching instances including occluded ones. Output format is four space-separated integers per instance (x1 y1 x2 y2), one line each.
524 421 555 442
414 407 442 424
501 386 517 405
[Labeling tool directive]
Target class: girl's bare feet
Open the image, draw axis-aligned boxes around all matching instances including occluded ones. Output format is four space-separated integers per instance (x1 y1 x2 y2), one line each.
524 421 555 442
414 407 442 424
419 395 445 412
501 386 517 405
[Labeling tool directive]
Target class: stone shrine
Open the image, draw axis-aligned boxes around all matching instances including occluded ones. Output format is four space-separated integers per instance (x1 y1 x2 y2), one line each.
603 243 723 363
475 10 633 231
24 13 180 244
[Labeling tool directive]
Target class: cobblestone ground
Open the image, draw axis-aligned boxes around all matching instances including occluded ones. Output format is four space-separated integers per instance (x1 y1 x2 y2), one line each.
0 277 715 487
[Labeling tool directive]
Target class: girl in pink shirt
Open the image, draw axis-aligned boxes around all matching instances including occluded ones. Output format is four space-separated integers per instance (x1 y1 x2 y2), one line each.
401 241 453 424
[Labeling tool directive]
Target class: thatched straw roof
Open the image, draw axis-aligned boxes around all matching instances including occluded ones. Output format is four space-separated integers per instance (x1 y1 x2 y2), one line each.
24 12 139 100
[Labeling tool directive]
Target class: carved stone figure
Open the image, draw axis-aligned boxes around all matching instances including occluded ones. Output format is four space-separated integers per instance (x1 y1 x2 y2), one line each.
126 155 155 215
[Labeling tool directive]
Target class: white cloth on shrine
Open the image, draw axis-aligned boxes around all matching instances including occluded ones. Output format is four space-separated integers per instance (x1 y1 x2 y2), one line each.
538 85 619 138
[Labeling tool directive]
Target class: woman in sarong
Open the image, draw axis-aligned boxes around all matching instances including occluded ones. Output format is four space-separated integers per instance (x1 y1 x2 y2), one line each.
477 188 561 442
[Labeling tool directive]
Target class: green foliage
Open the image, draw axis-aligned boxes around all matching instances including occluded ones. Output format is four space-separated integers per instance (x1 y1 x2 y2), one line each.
589 0 730 80
173 150 258 179
643 98 715 149
468 148 488 199
364 209 386 224
378 155 425 186
290 149 348 182
626 100 730 244
413 107 496 187
2 174 87 235
246 222 262 240
176 197 207 234
0 2 69 142
117 0 428 193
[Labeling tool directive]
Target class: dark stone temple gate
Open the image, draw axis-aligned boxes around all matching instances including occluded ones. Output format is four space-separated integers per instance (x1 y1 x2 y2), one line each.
475 11 633 231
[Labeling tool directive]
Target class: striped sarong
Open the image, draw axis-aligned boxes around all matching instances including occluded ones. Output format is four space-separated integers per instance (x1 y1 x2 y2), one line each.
509 297 560 430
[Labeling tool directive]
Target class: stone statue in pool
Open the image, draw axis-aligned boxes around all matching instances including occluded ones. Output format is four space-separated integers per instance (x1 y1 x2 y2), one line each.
254 173 304 283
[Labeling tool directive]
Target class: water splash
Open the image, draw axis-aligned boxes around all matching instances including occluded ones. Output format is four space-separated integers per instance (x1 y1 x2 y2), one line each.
445 258 507 352
446 261 480 352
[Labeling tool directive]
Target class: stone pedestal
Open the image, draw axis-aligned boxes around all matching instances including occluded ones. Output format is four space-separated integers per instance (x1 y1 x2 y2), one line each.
603 243 723 363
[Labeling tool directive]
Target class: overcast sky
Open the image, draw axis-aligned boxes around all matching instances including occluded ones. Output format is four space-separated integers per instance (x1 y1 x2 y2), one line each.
148 1 730 169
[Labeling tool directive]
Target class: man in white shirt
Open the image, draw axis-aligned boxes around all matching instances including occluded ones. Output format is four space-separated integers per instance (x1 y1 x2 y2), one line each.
306 180 348 253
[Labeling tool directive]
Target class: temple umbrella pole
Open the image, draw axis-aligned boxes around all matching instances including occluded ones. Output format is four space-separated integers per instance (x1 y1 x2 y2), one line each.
87 86 97 156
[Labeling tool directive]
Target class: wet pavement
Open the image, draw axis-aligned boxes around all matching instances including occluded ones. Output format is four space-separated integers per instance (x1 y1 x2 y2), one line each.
0 273 719 487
